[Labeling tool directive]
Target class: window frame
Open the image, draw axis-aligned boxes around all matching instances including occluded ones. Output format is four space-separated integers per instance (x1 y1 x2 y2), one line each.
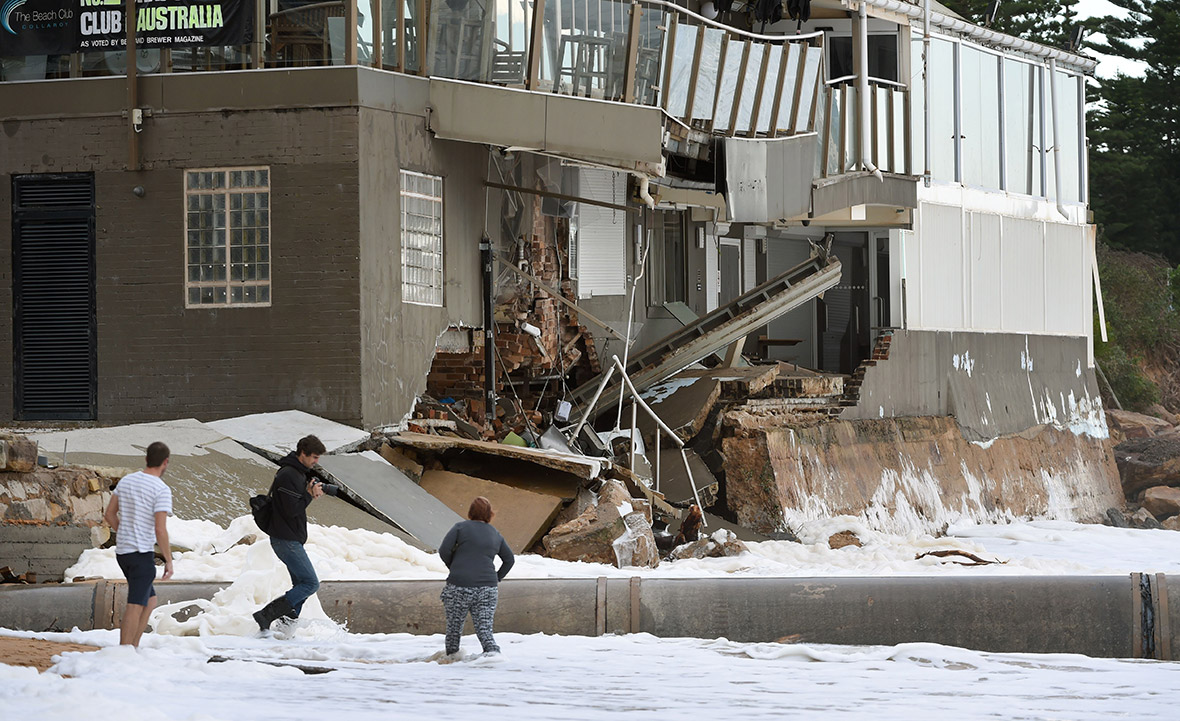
183 166 272 309
400 169 445 308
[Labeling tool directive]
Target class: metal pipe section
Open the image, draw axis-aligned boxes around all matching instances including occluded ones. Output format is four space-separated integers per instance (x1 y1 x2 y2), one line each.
480 236 496 425
923 0 931 186
861 0 1097 73
857 1 883 180
1048 59 1068 219
3 575 1173 659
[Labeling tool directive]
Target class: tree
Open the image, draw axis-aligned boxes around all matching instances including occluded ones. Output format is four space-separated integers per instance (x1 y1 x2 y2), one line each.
1088 1 1180 261
938 0 1081 48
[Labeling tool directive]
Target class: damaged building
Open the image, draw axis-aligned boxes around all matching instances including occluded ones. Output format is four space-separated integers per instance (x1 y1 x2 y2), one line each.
1 0 1120 541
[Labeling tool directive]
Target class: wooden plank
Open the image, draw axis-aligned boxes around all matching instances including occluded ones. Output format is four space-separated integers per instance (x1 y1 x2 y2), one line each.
746 44 771 137
526 0 546 89
683 25 704 121
622 3 642 104
767 44 790 138
371 0 383 68
660 15 678 111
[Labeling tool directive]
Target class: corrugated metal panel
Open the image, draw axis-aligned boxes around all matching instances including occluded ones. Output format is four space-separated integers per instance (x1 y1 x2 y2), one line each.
13 174 96 420
576 169 626 299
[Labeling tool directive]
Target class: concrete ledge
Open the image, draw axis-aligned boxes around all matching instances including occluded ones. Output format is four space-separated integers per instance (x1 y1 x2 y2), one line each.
1 575 1174 659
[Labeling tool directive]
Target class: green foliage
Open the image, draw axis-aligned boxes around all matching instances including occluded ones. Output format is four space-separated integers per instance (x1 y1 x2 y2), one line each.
937 0 1081 47
1088 0 1180 263
1094 245 1180 411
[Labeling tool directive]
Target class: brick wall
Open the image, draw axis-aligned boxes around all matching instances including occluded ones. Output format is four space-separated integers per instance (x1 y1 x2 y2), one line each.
2 108 365 424
423 205 600 432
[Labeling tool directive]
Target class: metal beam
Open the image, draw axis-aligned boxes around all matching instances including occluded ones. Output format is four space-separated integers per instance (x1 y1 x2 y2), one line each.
484 181 638 215
571 253 843 411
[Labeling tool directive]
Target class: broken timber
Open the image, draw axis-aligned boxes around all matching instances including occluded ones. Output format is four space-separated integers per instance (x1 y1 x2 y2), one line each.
570 252 842 414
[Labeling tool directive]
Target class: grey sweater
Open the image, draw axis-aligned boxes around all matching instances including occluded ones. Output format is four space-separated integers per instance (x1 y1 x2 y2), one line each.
438 520 515 587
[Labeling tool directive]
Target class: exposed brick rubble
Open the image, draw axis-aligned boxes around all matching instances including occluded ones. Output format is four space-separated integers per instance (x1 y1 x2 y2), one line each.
421 198 600 439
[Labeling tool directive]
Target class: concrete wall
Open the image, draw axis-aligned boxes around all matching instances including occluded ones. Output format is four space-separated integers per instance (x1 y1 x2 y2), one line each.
357 108 485 427
3 574 1173 659
846 329 1104 439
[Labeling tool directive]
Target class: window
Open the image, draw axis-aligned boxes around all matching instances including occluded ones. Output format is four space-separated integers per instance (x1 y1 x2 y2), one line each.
185 167 270 307
828 34 899 83
401 169 444 307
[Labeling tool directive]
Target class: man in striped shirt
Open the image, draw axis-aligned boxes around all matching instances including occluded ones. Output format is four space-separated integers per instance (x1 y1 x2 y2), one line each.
102 441 175 647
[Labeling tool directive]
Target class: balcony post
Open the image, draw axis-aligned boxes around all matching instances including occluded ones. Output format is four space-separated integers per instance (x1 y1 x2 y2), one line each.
417 0 428 75
252 0 265 67
397 0 406 70
526 0 546 90
622 2 641 104
346 0 359 65
372 0 383 67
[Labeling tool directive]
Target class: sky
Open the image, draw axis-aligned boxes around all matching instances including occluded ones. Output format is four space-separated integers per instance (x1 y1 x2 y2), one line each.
1075 0 1150 78
4 515 1180 719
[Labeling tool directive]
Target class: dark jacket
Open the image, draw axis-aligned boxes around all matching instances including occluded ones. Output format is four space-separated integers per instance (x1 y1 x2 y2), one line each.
439 520 515 587
267 452 314 544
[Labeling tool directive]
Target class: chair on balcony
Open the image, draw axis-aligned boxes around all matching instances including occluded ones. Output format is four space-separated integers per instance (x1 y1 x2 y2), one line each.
269 1 347 67
490 40 526 85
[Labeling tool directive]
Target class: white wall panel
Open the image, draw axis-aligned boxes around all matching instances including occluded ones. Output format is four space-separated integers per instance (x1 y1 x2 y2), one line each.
1045 222 1085 336
919 203 965 329
1000 216 1046 332
969 212 1002 330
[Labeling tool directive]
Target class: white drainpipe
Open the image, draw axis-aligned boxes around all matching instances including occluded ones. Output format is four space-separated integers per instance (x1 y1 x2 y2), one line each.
858 1 883 180
1048 59 1068 219
923 0 931 186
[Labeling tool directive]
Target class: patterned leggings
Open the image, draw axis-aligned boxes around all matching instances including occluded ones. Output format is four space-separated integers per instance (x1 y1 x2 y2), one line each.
441 583 500 655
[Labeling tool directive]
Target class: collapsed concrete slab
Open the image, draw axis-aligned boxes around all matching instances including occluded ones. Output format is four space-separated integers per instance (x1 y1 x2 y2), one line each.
308 496 429 552
542 479 658 568
386 431 607 482
207 410 371 461
636 375 722 444
418 470 562 553
29 420 279 528
317 452 463 551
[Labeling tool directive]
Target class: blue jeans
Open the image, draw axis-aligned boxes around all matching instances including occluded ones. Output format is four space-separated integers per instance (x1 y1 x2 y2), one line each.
270 538 320 617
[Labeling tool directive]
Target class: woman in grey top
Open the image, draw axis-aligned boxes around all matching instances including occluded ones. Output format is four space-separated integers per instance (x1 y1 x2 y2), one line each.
438 497 515 656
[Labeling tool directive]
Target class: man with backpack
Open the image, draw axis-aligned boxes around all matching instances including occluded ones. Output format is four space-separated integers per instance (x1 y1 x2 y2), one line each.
252 434 337 631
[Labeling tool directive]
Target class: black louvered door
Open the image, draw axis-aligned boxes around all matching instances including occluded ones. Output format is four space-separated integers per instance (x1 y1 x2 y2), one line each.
12 173 96 420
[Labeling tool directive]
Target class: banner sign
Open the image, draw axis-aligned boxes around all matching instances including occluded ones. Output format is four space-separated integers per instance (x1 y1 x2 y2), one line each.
1 0 254 55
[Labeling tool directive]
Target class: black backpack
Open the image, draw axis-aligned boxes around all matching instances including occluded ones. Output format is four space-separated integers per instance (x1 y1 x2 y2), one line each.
249 486 275 533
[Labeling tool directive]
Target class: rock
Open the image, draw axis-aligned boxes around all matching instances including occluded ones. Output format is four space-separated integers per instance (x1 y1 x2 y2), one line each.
1104 507 1129 528
1142 486 1180 520
0 437 39 473
1114 437 1180 498
1128 507 1163 529
1147 404 1179 426
1163 515 1180 531
1106 410 1173 441
542 479 659 568
668 529 750 560
828 530 863 549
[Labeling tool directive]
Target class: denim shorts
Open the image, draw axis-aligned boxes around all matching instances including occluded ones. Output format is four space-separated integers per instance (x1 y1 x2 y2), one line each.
116 551 158 606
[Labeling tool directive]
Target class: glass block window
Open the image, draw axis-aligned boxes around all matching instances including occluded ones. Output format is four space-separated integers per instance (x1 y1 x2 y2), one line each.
400 169 444 307
185 167 271 307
